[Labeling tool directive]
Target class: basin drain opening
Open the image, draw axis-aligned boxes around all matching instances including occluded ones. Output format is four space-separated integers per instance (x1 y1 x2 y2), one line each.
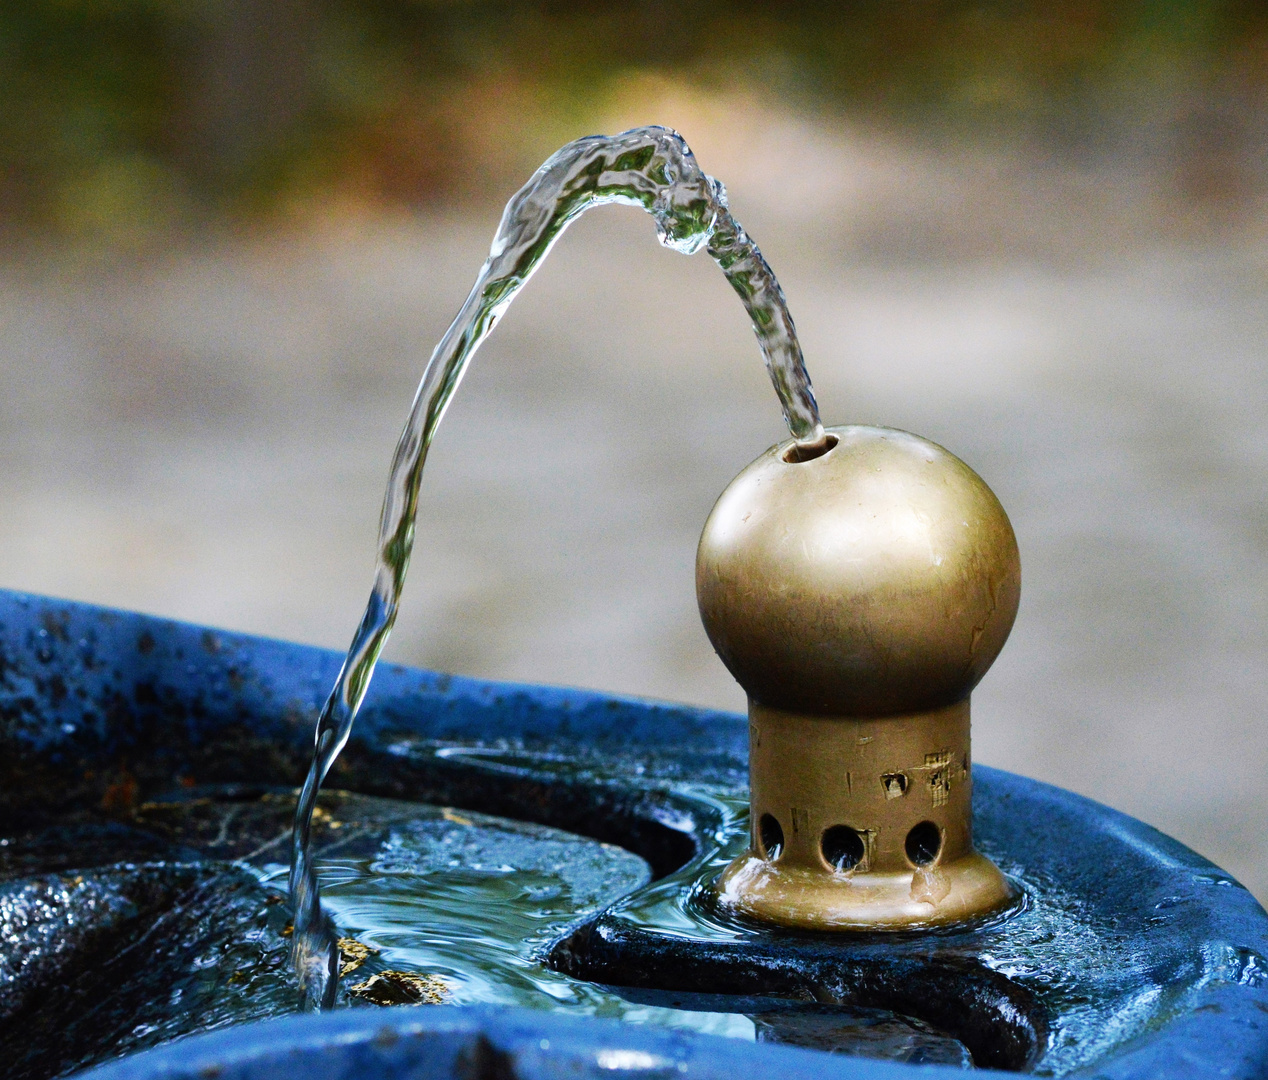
758 814 784 860
905 821 943 866
821 825 865 871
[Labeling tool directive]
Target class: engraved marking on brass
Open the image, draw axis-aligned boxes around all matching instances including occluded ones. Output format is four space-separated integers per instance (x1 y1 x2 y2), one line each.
881 772 908 799
930 777 949 806
921 751 952 807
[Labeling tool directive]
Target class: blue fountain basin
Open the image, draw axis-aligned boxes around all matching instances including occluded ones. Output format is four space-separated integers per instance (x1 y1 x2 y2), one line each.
0 589 1264 1079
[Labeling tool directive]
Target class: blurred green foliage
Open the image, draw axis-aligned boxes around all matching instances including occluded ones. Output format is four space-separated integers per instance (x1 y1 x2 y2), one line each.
1 1 1265 236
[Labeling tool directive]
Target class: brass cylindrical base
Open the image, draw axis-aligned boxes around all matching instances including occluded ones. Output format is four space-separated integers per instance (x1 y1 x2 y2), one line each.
716 699 1014 930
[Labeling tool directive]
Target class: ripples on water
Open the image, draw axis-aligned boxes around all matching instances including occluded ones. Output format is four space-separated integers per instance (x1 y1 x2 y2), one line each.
265 792 973 1067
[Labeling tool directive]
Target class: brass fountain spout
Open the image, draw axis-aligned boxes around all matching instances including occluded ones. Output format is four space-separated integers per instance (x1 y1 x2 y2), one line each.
698 425 1020 929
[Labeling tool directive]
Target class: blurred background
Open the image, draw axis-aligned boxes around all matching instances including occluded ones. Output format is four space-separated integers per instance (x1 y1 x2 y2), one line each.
1 2 1266 897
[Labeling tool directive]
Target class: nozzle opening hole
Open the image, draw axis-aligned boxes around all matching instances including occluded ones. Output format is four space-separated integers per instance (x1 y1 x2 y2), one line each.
821 825 865 872
905 821 943 866
758 814 784 860
783 433 838 464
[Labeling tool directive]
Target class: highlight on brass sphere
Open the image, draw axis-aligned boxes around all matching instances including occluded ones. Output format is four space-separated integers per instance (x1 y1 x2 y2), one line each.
696 425 1021 717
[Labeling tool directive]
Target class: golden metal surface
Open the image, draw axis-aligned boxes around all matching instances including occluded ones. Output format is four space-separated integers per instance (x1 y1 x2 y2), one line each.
698 425 1020 930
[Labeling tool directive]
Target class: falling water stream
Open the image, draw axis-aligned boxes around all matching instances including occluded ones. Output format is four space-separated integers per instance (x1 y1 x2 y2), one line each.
289 126 825 1008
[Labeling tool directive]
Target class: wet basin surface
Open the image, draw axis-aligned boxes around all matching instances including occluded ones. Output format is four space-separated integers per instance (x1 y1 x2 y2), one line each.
1 591 1266 1079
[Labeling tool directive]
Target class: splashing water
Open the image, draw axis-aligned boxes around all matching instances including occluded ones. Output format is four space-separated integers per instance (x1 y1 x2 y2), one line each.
289 125 824 1008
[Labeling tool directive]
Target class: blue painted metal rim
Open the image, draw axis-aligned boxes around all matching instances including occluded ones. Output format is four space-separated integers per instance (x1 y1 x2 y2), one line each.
70 1002 974 1080
0 588 1265 1079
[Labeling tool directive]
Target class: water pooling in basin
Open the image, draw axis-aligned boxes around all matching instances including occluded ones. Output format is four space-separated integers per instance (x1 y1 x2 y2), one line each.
3 733 1251 1075
316 742 1251 1077
263 788 974 1069
290 126 826 1008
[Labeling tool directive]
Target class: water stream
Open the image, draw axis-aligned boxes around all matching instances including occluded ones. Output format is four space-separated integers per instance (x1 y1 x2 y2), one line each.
289 126 825 1008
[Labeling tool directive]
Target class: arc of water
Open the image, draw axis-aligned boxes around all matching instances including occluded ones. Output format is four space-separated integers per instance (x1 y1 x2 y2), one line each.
289 125 824 1009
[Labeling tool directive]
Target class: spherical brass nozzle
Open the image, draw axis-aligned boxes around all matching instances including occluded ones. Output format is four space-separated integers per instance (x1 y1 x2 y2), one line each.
697 425 1020 930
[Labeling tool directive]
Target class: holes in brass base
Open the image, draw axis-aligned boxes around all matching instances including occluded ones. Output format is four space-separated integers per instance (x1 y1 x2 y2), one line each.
761 818 945 872
821 825 865 872
758 813 784 860
905 821 943 866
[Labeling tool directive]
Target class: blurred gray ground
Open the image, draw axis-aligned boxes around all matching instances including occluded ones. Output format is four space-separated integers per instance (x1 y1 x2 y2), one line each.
1 114 1265 898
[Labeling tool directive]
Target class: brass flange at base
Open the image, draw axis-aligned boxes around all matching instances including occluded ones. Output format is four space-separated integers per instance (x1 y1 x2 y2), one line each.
715 701 1015 931
717 850 1013 931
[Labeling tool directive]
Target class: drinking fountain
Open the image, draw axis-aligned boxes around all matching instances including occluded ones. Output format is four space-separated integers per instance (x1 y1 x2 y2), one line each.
1 428 1265 1078
1 127 1266 1079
